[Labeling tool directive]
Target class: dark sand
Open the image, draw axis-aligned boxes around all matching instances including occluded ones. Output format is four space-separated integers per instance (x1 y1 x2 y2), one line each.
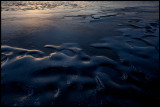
1 1 159 106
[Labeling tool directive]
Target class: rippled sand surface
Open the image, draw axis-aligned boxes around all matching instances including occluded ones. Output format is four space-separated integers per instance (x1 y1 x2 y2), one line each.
1 1 159 106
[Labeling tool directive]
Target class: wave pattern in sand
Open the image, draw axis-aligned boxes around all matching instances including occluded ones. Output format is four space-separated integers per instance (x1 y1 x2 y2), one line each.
1 1 159 106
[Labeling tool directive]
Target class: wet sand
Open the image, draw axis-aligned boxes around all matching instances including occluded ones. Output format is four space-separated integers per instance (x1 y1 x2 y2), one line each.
1 1 159 106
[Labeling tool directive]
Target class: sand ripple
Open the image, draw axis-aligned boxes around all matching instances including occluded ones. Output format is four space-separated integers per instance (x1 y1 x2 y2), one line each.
1 39 159 106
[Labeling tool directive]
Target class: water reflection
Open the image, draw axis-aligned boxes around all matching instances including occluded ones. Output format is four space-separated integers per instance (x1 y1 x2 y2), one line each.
1 1 159 55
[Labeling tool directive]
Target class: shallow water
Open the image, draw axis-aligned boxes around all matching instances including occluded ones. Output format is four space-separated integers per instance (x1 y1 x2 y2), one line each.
1 1 160 106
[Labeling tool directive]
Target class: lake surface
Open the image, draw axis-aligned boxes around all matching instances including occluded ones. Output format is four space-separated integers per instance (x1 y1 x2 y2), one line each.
1 1 159 106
